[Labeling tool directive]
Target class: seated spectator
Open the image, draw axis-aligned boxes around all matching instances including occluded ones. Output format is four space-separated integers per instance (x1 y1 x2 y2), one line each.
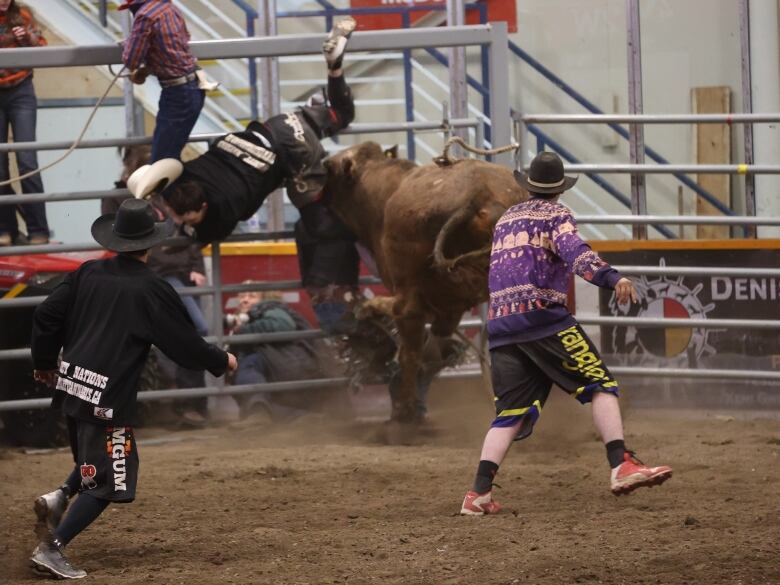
0 0 49 246
230 291 348 421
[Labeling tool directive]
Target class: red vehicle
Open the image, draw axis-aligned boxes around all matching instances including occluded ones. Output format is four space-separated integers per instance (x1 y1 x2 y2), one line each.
0 252 109 446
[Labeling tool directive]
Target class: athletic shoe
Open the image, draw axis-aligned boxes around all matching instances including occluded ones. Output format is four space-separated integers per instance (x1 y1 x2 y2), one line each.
34 489 69 533
610 451 672 495
30 540 87 580
323 16 357 70
460 490 501 515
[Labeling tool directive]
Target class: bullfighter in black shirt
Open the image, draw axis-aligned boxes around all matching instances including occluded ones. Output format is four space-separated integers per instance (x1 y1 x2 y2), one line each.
28 199 238 579
126 16 358 248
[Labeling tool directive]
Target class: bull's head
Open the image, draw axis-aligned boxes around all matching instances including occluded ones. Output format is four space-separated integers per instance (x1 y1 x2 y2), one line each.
323 141 387 187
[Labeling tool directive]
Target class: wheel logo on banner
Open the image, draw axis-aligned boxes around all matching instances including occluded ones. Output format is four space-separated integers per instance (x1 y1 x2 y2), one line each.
608 259 716 362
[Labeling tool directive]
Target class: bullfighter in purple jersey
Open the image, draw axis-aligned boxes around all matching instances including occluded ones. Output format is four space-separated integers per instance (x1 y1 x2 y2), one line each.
460 151 672 516
120 0 211 162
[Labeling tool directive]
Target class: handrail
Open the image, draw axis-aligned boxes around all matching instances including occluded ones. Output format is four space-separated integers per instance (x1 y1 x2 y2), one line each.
508 41 733 218
526 124 677 240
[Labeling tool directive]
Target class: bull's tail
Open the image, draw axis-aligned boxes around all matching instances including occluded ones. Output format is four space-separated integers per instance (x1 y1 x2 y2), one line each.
432 203 492 271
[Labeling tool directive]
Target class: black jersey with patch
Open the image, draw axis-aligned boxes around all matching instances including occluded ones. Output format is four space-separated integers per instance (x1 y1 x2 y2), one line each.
32 255 228 425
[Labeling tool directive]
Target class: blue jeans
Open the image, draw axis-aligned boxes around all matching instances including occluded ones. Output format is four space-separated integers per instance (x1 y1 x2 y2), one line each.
0 76 49 238
164 276 209 336
152 80 205 162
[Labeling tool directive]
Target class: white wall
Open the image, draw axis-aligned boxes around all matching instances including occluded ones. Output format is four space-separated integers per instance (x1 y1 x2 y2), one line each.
511 0 754 237
37 106 126 244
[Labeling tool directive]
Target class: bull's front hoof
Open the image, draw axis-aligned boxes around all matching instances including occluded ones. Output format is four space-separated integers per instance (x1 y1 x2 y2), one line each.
391 403 418 425
381 419 419 445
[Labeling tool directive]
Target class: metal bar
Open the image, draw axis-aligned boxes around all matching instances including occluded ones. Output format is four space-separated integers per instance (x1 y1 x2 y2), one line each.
477 3 491 145
257 0 284 233
615 266 780 278
0 312 471 361
526 127 675 239
231 0 259 18
521 113 780 124
739 0 757 236
447 0 468 153
247 15 259 122
119 8 137 138
401 12 416 161
611 367 780 382
487 22 512 167
211 242 224 346
526 125 630 209
507 42 733 217
626 0 647 239
0 119 478 154
576 214 780 226
0 276 383 309
424 47 489 97
0 378 350 412
554 164 780 174
0 189 130 206
579 316 780 330
0 26 497 69
0 230 293 257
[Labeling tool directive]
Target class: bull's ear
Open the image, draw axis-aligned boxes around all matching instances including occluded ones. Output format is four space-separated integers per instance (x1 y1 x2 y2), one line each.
384 145 399 159
342 157 355 179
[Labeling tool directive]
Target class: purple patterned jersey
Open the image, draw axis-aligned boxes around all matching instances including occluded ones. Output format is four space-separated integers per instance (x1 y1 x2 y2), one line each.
487 197 622 347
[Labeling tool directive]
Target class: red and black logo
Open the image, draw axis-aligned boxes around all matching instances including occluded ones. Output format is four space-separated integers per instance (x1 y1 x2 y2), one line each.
80 463 98 490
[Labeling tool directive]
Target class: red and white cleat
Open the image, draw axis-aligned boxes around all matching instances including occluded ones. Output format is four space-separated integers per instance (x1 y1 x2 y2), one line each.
460 490 501 515
611 452 672 496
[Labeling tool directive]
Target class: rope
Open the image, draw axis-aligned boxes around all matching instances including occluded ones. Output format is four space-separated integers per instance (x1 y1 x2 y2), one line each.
435 135 520 166
0 66 127 188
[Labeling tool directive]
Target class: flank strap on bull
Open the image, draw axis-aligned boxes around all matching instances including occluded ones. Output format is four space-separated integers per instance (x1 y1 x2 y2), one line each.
433 136 520 167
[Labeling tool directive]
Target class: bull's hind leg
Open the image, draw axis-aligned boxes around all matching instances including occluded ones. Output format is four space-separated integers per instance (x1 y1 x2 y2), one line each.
392 297 426 423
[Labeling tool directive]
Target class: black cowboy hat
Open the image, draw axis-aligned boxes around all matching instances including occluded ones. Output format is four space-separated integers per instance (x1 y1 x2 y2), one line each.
91 199 172 253
514 151 578 195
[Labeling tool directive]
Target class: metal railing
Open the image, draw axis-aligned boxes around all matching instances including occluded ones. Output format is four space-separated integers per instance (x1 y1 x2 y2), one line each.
0 24 513 413
508 41 733 224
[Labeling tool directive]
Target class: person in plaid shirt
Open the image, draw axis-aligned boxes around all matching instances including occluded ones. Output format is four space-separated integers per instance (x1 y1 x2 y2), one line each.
120 0 205 162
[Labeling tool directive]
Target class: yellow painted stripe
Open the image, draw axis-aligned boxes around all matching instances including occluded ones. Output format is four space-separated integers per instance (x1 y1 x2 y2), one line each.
737 164 748 175
497 399 542 418
207 88 251 98
2 283 27 299
203 242 298 257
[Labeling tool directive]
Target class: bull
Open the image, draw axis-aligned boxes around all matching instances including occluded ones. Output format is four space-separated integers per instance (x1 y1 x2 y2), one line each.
323 141 527 423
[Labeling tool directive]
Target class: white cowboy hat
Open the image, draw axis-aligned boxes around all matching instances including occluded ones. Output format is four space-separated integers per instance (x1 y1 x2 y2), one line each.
127 158 183 200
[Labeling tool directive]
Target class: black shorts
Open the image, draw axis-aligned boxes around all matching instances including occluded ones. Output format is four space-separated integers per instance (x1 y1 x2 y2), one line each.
489 323 619 440
67 417 139 503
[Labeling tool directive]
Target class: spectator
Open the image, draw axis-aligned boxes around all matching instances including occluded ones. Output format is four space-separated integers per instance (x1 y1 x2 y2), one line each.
230 292 347 421
107 144 211 427
0 0 49 246
119 0 212 162
224 284 262 334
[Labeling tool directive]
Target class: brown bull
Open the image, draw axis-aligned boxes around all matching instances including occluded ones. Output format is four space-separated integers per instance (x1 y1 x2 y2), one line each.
323 141 528 423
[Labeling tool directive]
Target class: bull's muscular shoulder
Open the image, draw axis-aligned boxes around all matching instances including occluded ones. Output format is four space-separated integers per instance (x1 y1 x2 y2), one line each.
390 159 525 213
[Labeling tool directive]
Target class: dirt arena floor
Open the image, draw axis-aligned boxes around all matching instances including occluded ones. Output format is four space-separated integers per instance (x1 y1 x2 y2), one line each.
1 379 778 585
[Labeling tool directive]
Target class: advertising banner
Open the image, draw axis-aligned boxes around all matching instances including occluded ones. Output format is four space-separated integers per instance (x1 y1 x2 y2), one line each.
592 243 780 411
349 0 517 33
